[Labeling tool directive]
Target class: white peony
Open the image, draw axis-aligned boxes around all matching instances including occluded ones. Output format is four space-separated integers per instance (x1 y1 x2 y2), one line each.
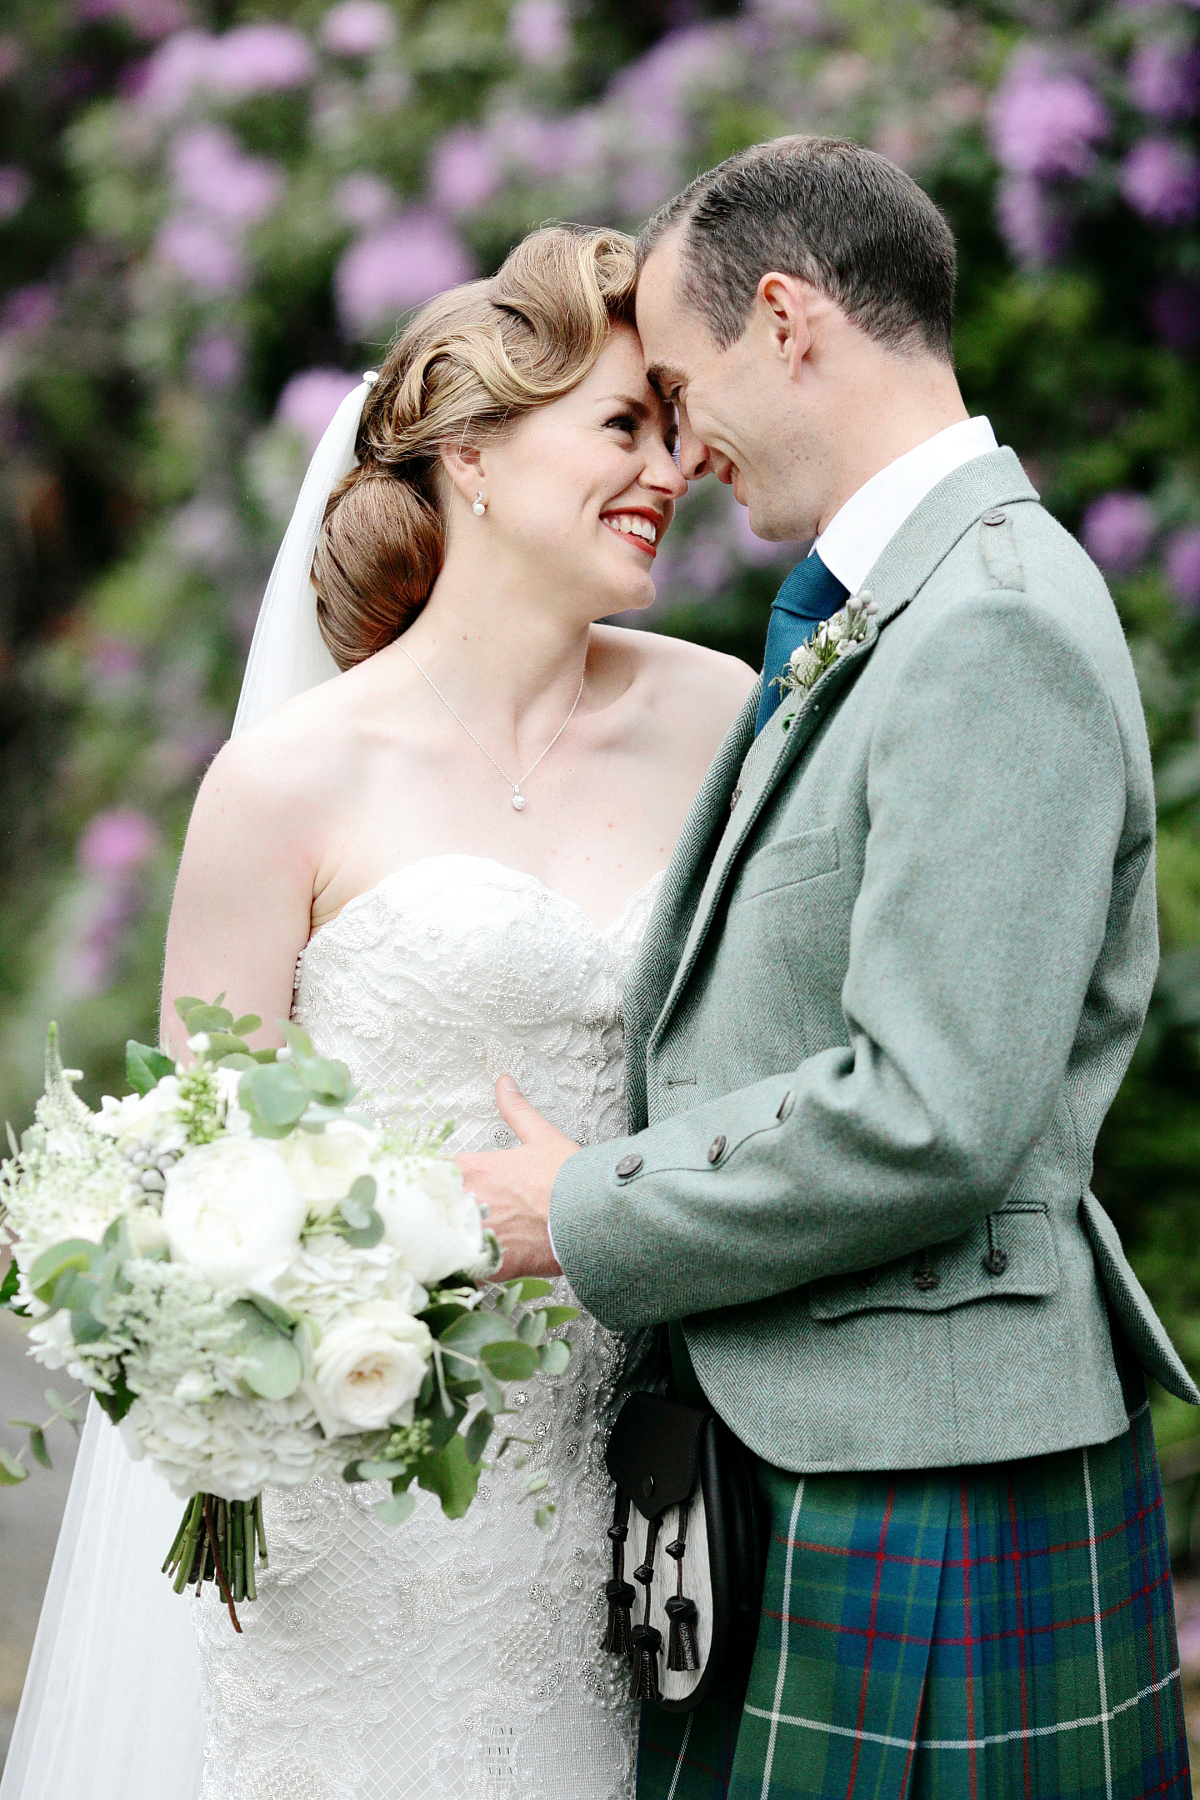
123 1205 170 1258
275 1235 426 1331
274 1118 378 1216
308 1304 432 1437
374 1157 485 1286
161 1138 307 1292
94 1078 186 1153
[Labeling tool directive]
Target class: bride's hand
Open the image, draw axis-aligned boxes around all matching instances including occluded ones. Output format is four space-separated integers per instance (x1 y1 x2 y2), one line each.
456 1077 578 1279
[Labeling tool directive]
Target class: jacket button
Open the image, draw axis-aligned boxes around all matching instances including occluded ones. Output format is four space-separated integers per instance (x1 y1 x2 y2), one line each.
615 1153 643 1178
707 1134 727 1164
982 509 1006 527
913 1259 940 1292
983 1248 1009 1276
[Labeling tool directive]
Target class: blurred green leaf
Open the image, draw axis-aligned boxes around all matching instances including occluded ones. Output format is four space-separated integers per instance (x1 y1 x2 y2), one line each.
479 1339 540 1381
125 1040 173 1095
417 1431 481 1519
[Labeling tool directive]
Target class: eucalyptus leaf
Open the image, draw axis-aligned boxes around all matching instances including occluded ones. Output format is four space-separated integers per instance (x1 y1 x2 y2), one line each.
421 1301 471 1335
237 1332 303 1400
439 1311 514 1361
217 1053 258 1072
517 1309 547 1347
374 1489 416 1526
202 1031 252 1059
70 1306 107 1345
29 1238 98 1306
339 1196 372 1230
0 1261 21 1310
539 1340 571 1376
180 1004 234 1034
534 1504 555 1530
531 1305 579 1329
239 1064 312 1130
230 1014 262 1037
280 1021 315 1059
348 1174 377 1206
358 1456 418 1480
417 1432 481 1520
425 1396 468 1451
0 1448 28 1485
45 1389 82 1429
479 1339 540 1382
173 996 206 1024
93 1372 135 1424
505 1277 554 1303
340 1209 385 1249
125 1040 174 1096
464 1409 493 1465
298 1057 353 1102
28 1426 51 1469
247 1292 300 1333
478 1367 506 1417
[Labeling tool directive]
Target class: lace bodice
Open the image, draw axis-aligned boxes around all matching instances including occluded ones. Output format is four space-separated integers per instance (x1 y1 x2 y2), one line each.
193 856 663 1800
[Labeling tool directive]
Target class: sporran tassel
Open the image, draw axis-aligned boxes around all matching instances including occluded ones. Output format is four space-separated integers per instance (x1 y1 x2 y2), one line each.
665 1501 701 1673
630 1516 663 1701
602 1490 635 1658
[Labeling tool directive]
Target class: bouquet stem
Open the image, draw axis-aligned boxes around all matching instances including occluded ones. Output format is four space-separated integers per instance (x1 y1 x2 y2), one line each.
163 1492 269 1632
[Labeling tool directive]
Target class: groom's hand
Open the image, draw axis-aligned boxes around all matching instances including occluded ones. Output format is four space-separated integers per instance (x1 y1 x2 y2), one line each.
456 1076 579 1279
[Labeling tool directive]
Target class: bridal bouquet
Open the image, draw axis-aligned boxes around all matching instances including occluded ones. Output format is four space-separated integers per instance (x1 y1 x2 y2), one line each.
0 999 575 1630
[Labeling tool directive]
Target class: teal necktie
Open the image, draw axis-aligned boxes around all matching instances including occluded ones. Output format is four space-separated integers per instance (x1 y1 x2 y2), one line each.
756 553 849 735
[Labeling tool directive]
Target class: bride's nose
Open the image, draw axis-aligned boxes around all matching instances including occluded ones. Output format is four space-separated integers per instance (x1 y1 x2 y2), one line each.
642 439 689 500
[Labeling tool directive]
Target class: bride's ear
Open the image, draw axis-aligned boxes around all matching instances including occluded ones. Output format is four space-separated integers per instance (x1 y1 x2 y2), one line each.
438 440 486 509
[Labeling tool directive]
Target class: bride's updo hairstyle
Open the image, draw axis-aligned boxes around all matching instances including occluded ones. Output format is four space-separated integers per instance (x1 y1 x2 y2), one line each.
312 225 637 669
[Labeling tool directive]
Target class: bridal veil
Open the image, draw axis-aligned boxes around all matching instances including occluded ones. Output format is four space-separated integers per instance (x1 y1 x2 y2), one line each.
0 376 374 1800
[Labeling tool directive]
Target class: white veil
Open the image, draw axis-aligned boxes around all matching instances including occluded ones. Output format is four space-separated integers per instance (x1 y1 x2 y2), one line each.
0 376 375 1800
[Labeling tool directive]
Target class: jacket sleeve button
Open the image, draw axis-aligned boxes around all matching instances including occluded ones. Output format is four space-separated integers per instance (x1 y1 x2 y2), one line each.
615 1152 643 1178
983 1248 1009 1276
912 1259 940 1291
706 1134 727 1164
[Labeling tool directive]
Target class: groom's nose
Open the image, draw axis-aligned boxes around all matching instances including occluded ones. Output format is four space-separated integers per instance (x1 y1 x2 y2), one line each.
675 403 712 482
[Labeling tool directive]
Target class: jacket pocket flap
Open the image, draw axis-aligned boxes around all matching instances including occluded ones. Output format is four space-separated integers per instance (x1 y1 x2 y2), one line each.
735 826 840 903
808 1206 1060 1321
606 1391 707 1520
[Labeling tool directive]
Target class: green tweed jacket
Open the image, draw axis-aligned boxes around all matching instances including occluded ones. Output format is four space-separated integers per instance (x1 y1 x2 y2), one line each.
551 447 1200 1474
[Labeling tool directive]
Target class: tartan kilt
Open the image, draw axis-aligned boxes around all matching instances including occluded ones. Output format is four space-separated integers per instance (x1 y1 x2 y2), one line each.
637 1347 1188 1800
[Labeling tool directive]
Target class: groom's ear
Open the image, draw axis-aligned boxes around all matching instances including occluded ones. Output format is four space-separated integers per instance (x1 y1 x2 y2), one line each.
755 273 817 378
438 440 485 504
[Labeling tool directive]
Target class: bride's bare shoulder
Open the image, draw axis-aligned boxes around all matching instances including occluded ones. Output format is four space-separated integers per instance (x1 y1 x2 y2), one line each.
197 666 371 830
595 624 756 734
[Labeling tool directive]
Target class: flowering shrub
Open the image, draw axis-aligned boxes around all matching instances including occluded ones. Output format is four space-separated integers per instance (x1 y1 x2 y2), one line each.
0 0 1198 1436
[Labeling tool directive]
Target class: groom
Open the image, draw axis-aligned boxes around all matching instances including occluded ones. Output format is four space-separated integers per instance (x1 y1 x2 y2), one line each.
463 136 1198 1798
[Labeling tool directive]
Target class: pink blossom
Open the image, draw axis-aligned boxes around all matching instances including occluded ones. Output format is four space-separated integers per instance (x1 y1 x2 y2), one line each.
335 211 474 335
430 129 501 213
1121 137 1200 224
0 166 30 221
170 126 282 226
87 637 144 687
157 214 245 295
989 51 1109 180
508 0 570 68
1149 276 1200 351
189 329 243 388
613 27 730 152
207 24 317 97
618 161 677 216
1080 492 1155 573
333 171 394 228
134 30 215 116
995 176 1070 267
2 284 58 332
320 1 395 56
172 499 237 568
78 808 160 878
746 0 826 34
77 0 188 39
1166 527 1200 612
276 368 361 451
1128 39 1200 121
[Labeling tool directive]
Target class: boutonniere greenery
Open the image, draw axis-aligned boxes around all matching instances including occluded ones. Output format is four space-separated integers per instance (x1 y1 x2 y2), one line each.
773 589 879 728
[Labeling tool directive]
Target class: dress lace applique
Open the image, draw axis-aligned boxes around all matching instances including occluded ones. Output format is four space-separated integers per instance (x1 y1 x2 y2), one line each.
193 856 664 1800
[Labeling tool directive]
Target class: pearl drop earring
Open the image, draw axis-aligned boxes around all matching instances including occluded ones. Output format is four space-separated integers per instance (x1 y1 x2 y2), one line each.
472 492 486 516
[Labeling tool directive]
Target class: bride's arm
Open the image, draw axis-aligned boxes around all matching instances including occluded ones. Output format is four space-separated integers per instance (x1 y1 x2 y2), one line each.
160 731 317 1059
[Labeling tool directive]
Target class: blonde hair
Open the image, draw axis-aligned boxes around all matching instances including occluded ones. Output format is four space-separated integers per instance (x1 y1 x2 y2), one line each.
312 225 638 669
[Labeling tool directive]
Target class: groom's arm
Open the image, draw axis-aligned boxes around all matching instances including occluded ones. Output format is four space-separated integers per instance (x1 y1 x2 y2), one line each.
549 594 1147 1332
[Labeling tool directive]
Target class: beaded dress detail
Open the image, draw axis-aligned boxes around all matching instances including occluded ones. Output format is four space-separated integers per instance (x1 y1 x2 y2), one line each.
193 855 663 1800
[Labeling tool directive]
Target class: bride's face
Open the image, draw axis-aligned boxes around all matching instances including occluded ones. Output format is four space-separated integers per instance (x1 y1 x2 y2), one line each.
469 322 687 615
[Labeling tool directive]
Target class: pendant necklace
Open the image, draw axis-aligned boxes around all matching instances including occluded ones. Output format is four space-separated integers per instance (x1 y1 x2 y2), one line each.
401 646 585 813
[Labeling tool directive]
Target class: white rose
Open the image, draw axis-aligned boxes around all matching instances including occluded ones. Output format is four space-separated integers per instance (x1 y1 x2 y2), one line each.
124 1205 170 1258
161 1138 306 1292
308 1304 432 1437
94 1078 184 1153
374 1157 484 1286
275 1119 378 1216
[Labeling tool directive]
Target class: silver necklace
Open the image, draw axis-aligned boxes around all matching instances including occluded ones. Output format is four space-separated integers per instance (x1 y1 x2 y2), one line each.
401 646 585 812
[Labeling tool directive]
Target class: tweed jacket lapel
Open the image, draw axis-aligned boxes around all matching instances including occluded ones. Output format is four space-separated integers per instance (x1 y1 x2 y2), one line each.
643 448 1040 1064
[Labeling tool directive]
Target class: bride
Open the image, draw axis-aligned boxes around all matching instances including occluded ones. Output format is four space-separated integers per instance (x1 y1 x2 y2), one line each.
3 225 752 1800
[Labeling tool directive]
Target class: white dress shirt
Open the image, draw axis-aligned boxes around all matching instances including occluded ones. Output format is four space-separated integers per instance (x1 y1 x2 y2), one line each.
814 415 998 594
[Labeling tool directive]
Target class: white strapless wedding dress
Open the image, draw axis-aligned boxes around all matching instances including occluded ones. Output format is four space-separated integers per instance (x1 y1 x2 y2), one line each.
191 855 662 1800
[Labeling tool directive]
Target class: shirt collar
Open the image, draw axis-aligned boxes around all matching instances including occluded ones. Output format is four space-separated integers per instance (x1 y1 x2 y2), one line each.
813 416 999 594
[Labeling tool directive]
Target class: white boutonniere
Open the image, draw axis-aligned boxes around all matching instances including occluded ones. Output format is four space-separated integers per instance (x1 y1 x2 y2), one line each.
773 589 879 727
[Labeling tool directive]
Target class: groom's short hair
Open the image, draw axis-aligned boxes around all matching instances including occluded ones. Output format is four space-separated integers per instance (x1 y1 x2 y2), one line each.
637 136 956 361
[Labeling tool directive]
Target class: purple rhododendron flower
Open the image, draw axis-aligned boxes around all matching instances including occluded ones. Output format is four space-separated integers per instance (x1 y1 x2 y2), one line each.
430 128 501 213
1121 137 1200 224
190 329 243 388
2 284 58 332
1128 39 1200 121
508 0 570 68
88 637 144 686
77 0 187 38
0 167 30 221
1081 492 1155 573
276 368 361 450
171 126 282 226
1149 276 1200 351
320 1 396 57
746 0 826 36
335 212 474 335
135 30 216 115
78 808 160 878
1166 527 1200 611
333 172 394 228
995 175 1071 266
989 51 1110 180
157 214 245 295
172 500 237 569
613 27 730 152
207 24 317 97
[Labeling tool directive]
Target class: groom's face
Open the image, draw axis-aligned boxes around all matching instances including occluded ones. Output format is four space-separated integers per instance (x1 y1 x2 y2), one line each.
636 232 819 543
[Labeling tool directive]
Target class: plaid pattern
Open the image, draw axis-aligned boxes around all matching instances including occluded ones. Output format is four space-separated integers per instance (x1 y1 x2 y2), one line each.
638 1349 1188 1800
